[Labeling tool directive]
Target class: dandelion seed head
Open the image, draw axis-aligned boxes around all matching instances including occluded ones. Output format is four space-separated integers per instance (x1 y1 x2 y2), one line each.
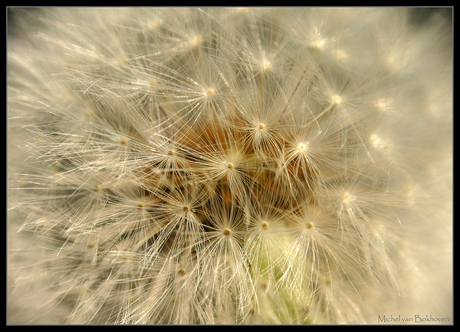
7 7 452 325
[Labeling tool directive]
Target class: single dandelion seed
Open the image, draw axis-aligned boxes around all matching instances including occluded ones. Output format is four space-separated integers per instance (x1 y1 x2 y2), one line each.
261 59 271 72
331 94 342 104
190 35 203 47
314 38 326 49
147 19 162 31
84 109 95 121
297 142 308 152
342 191 353 202
369 134 389 151
334 49 348 62
261 221 269 230
235 7 249 13
376 98 391 110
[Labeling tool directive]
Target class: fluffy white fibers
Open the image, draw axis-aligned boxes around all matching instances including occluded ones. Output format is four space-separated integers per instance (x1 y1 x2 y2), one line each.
7 7 452 324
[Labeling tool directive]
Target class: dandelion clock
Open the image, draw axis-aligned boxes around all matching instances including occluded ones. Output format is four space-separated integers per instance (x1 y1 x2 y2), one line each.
7 7 452 325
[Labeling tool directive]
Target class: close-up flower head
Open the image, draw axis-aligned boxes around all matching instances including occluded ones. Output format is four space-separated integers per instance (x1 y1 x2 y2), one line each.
7 7 452 325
